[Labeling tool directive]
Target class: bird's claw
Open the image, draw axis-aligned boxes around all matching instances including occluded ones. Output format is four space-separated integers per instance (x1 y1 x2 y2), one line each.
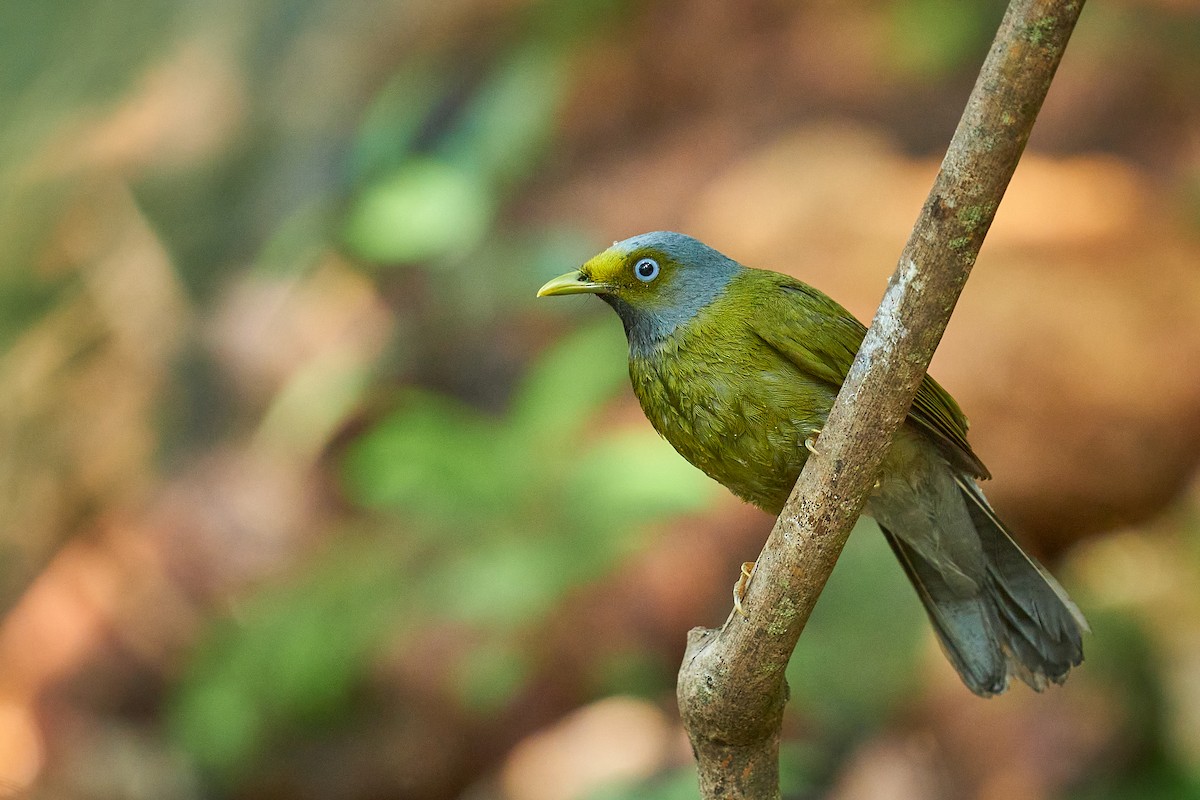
804 428 823 455
733 561 757 617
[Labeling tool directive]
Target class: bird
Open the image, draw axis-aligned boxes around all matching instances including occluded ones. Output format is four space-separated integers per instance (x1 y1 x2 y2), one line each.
537 230 1086 697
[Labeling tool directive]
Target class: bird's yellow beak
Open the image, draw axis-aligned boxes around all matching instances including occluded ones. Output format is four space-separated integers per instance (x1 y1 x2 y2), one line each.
536 270 608 298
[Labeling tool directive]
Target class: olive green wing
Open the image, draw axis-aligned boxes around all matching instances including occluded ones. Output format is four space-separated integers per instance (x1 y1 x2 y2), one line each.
749 272 990 479
910 366 990 479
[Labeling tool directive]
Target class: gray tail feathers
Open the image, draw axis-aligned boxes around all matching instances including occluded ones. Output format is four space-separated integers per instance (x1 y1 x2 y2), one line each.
882 480 1087 697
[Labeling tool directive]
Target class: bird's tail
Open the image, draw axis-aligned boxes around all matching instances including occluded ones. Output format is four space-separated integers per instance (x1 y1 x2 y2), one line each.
881 480 1087 697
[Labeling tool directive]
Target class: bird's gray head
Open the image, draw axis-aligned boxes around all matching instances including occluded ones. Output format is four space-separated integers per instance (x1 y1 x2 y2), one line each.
536 231 742 353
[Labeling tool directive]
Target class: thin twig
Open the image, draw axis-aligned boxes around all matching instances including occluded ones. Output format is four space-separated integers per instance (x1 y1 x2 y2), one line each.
676 1 1086 797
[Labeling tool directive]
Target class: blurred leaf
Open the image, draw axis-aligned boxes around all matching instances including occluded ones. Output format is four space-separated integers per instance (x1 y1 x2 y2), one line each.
429 537 575 627
1070 757 1200 800
786 518 924 724
456 638 531 714
326 317 715 726
509 320 629 448
257 355 372 462
171 538 411 777
347 58 454 185
171 678 265 777
342 158 493 265
342 35 575 268
565 431 716 528
780 740 826 798
341 389 515 522
586 768 700 800
439 43 569 186
589 649 673 699
887 0 998 79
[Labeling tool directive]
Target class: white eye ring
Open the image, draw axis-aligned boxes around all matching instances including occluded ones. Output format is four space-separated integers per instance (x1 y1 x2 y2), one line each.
634 257 660 282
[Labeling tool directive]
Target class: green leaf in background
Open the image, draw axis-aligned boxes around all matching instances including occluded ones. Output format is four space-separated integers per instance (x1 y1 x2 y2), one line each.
585 768 700 800
170 677 265 778
438 43 570 186
341 389 517 524
455 637 532 715
786 518 925 725
887 0 999 79
429 536 575 628
343 321 637 529
342 157 493 265
347 58 453 186
565 431 716 530
182 314 716 775
509 320 629 449
170 538 411 777
341 36 575 268
589 649 675 699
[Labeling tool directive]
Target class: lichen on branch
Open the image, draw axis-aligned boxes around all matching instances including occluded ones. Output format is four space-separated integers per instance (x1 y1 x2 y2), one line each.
677 1 1088 797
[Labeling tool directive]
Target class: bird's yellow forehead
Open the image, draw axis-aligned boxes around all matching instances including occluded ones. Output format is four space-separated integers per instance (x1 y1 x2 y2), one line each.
580 246 630 284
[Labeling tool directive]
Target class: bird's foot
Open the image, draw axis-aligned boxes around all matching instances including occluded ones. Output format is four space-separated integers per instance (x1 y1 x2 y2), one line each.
733 561 757 617
804 428 823 455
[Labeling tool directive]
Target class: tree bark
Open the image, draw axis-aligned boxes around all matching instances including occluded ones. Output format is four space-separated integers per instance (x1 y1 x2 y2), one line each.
676 1 1087 797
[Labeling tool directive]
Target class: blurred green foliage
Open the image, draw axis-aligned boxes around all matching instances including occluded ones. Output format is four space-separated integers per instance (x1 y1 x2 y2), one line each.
586 768 701 800
149 0 664 783
170 540 408 774
786 519 925 725
577 523 924 800
0 2 177 347
4 0 1200 798
887 0 1002 78
171 322 716 778
341 4 622 268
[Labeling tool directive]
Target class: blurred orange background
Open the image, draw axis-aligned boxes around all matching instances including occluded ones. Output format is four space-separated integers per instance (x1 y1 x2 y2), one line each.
2 1 1200 798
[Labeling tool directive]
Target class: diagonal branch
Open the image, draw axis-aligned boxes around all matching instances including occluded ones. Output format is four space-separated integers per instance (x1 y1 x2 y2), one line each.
676 1 1087 797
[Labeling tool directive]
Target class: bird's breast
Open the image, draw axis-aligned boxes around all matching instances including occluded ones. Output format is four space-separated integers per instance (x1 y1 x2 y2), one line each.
627 323 834 514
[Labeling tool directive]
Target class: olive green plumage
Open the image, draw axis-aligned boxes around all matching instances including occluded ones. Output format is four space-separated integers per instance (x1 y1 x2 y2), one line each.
538 231 1086 696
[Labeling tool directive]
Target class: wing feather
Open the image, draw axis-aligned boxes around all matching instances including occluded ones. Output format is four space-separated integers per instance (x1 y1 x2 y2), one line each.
749 272 989 478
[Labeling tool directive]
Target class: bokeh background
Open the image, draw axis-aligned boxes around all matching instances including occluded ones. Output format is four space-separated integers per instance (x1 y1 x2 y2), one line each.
2 1 1200 798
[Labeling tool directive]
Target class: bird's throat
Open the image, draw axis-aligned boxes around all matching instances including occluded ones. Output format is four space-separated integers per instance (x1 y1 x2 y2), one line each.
603 274 736 358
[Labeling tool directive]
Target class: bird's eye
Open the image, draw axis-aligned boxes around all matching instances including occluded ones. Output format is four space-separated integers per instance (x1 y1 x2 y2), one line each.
634 257 660 282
